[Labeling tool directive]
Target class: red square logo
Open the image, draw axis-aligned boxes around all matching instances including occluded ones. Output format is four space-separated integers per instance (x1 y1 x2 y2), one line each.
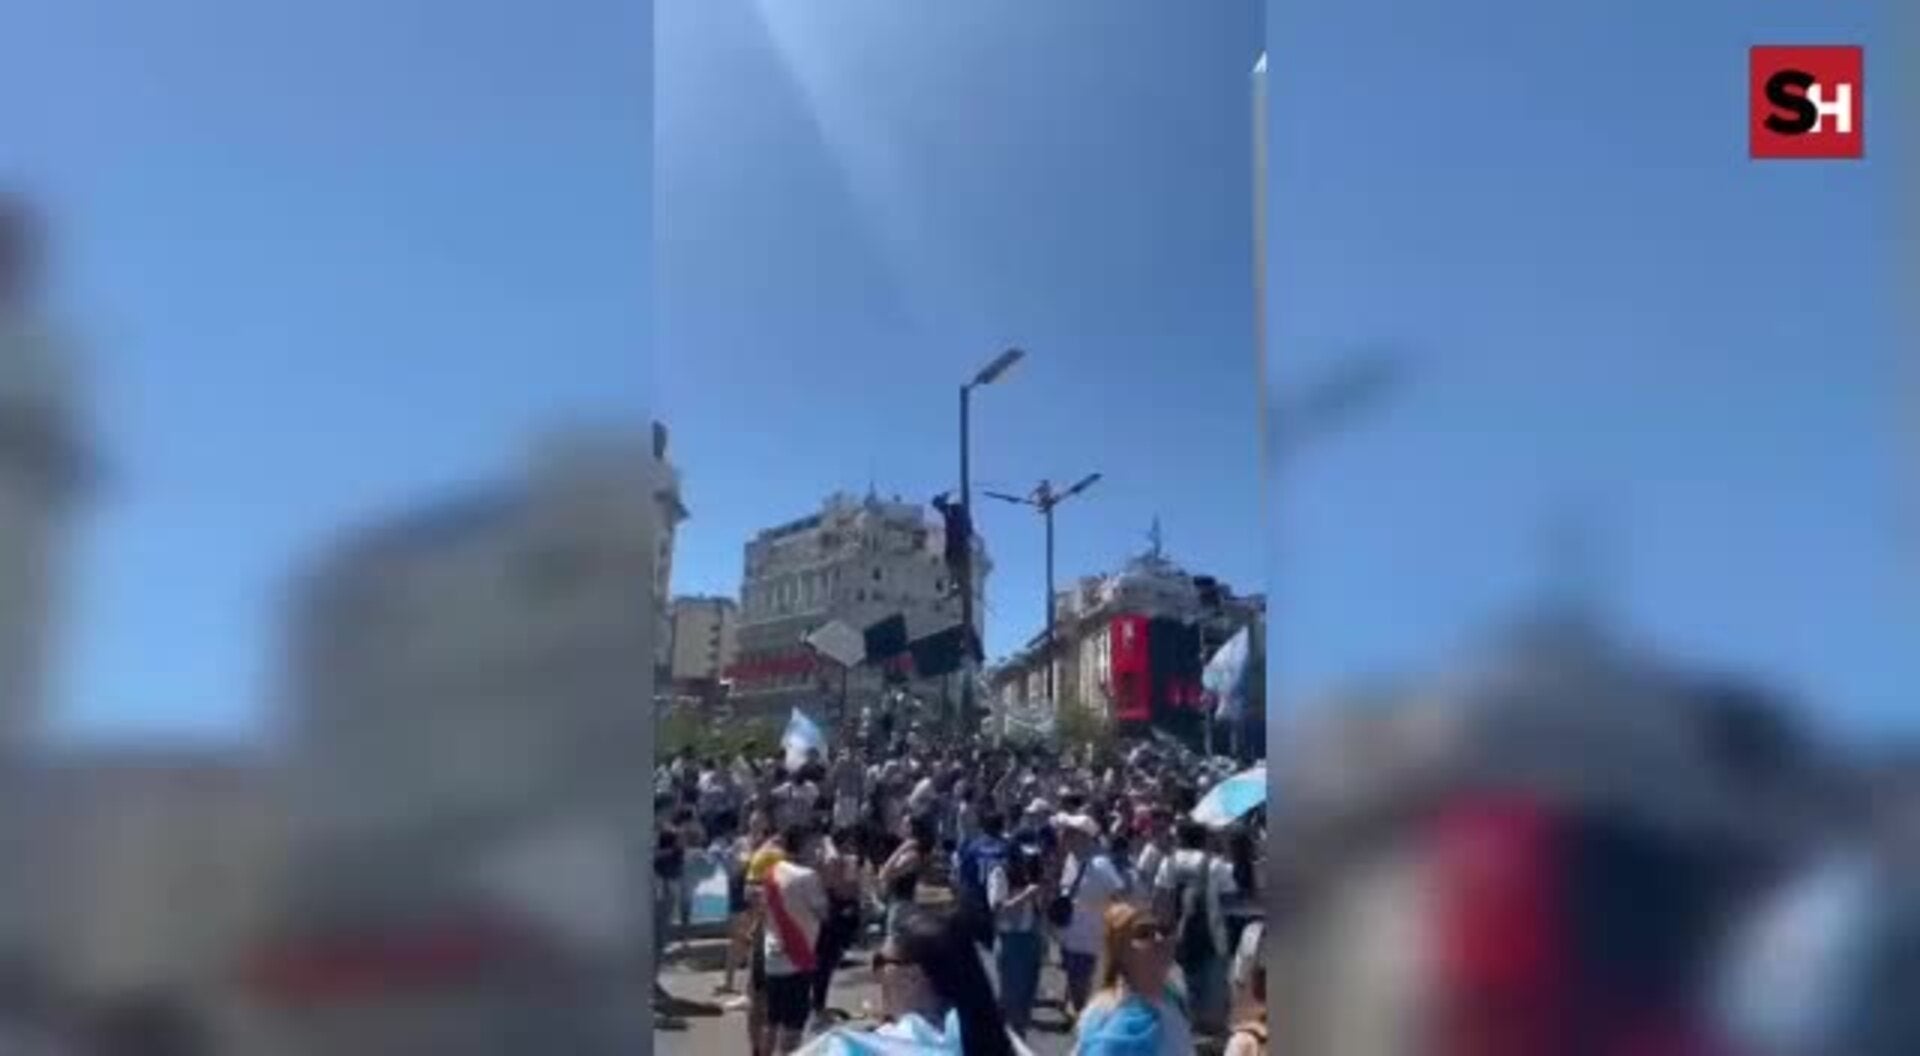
1750 46 1864 159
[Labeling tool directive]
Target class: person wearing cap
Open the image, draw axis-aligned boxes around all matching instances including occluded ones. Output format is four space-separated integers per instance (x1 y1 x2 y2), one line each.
1016 798 1058 860
1053 812 1129 1019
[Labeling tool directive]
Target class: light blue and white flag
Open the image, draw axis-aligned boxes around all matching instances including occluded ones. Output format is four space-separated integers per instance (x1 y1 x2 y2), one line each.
1203 626 1253 721
793 1011 1036 1056
783 708 828 772
687 853 733 926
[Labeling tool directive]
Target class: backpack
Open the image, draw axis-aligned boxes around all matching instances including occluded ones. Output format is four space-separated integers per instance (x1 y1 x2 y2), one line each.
1172 855 1216 964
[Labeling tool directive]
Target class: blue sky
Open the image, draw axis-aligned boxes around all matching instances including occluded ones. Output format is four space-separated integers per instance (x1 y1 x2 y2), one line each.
3 0 1905 746
3 0 652 738
656 1 1266 658
1269 0 1907 738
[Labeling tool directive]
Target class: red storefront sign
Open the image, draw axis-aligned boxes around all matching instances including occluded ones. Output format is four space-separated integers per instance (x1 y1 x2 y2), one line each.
724 650 914 685
1109 615 1151 723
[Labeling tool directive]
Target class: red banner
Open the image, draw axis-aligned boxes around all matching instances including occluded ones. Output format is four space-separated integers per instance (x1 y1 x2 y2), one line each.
1109 615 1151 723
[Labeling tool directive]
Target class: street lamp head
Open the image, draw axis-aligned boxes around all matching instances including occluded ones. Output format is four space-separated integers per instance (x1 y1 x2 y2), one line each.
1063 472 1102 499
972 347 1026 387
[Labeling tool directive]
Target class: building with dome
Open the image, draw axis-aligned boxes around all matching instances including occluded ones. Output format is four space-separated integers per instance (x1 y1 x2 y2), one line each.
986 522 1264 744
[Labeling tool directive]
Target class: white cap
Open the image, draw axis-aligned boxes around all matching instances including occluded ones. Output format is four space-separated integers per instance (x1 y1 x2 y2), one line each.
1055 813 1100 838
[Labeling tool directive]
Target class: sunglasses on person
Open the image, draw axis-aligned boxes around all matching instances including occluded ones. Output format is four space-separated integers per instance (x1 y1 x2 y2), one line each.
1128 922 1172 946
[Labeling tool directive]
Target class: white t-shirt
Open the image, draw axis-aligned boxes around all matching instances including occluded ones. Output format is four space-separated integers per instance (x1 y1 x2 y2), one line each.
1057 852 1128 954
762 861 828 978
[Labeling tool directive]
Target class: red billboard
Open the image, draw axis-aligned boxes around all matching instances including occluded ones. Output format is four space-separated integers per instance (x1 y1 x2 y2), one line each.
1108 615 1151 723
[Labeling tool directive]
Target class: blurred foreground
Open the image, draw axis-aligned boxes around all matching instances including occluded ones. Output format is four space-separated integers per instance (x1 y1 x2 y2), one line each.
1269 608 1920 1056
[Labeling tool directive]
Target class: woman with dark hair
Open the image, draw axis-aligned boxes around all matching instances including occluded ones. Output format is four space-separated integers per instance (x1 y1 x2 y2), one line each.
795 907 1023 1056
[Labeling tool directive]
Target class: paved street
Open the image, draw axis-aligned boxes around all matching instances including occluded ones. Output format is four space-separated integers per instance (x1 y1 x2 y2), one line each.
653 940 1079 1055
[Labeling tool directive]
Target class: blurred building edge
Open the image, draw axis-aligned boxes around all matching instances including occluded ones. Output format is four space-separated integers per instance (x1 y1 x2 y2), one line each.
276 421 673 843
1251 51 1267 456
1273 607 1837 880
242 422 675 1051
0 191 94 759
0 746 284 1048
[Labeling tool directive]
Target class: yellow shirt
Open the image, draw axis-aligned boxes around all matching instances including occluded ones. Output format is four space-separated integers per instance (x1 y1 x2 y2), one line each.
747 845 787 885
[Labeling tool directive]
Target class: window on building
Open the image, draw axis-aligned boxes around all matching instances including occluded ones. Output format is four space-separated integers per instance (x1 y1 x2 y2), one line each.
872 568 883 582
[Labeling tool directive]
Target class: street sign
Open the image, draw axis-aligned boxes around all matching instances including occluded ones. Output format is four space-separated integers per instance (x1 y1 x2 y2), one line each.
804 620 866 668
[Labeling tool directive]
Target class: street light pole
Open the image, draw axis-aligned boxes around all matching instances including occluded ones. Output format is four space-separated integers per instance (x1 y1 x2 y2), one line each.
1043 489 1055 702
954 348 1025 736
986 472 1101 706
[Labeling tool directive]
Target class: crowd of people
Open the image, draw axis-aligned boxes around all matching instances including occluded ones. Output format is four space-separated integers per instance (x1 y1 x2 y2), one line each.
653 731 1269 1055
655 683 1920 1056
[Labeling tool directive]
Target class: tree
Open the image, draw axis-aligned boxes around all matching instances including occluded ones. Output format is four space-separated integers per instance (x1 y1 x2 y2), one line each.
656 709 781 761
1055 694 1114 756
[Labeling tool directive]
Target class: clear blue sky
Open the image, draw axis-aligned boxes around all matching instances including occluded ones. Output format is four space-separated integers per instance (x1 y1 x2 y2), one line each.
4 0 653 738
656 1 1267 659
4 0 1905 746
1269 0 1908 739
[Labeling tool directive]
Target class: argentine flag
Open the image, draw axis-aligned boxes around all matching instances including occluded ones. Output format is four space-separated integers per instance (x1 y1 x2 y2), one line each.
793 1011 1035 1056
1203 626 1253 721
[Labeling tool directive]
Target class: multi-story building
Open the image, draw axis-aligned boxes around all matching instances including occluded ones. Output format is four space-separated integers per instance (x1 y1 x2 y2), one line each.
987 530 1263 744
279 423 677 856
668 595 737 688
649 423 687 677
726 491 989 719
0 196 94 976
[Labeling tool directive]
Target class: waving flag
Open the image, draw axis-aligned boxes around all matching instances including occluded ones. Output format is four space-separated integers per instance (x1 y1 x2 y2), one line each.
1203 626 1253 721
783 708 828 772
794 1011 1035 1056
